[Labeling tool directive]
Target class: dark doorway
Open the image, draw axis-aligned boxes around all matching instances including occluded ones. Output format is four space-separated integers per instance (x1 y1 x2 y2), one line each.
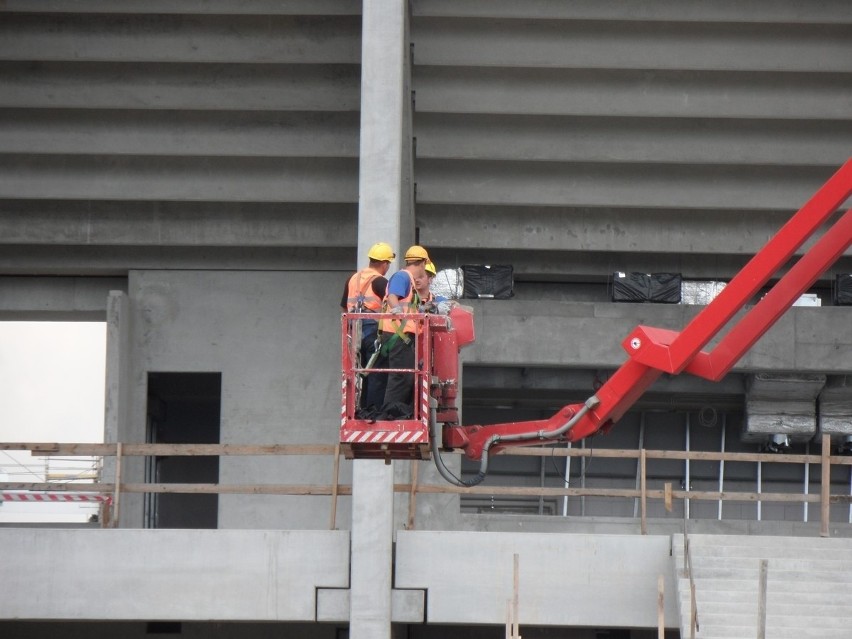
146 372 221 529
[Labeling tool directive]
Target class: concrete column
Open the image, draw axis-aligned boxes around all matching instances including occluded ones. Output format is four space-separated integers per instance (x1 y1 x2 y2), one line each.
104 290 143 528
104 290 130 446
350 461 395 638
357 0 412 263
351 2 410 637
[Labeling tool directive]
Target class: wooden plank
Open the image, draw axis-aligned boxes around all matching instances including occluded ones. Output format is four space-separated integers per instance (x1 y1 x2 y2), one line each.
329 443 341 530
119 483 353 495
664 482 673 512
757 559 768 639
5 441 852 468
111 442 122 528
640 448 648 535
501 446 827 465
512 553 521 639
396 483 821 503
821 433 831 537
407 460 419 530
1 479 820 506
0 442 336 456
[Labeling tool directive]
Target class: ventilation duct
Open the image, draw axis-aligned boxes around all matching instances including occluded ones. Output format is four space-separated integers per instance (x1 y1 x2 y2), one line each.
743 373 826 443
818 376 852 443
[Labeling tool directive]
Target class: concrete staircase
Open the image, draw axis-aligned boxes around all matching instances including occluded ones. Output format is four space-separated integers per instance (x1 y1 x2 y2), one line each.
672 534 852 638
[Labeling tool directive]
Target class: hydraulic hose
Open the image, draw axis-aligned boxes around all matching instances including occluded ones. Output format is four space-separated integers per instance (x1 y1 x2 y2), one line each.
432 395 601 488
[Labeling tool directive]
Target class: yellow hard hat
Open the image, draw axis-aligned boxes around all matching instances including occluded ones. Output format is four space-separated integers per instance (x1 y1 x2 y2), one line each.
425 261 437 276
404 245 429 262
367 242 395 262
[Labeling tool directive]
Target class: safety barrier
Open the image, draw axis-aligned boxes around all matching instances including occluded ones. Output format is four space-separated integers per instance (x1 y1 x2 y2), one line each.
1 435 850 537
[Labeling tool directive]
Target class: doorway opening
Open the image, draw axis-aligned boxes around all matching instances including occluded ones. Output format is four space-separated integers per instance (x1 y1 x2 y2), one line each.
145 372 221 529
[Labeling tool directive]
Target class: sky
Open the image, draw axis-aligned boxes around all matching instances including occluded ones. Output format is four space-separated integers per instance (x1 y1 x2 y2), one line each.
0 322 106 523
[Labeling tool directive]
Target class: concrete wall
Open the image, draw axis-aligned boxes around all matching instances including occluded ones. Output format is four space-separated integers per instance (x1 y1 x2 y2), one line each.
396 530 679 628
0 526 678 630
122 269 349 530
1 1 852 635
0 528 349 621
465 299 852 374
411 1 852 281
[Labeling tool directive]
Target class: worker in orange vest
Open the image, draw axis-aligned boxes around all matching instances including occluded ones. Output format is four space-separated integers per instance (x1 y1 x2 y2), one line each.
341 241 396 412
377 245 429 419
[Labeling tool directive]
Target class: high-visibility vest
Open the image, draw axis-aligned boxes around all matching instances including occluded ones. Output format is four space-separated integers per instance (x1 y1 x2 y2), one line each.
380 270 421 335
346 267 383 312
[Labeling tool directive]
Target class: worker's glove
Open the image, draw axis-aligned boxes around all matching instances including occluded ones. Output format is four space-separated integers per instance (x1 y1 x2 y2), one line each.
390 305 404 315
420 302 437 314
436 301 456 315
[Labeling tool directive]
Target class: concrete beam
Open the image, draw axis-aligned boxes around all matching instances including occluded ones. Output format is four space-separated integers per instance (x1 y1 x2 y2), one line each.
0 529 350 621
411 0 852 24
413 66 851 120
0 62 360 111
0 14 361 64
0 155 358 202
0 202 357 247
0 109 360 158
0 246 356 276
0 0 362 14
316 588 425 623
395 530 679 628
0 276 124 320
464 300 852 374
415 113 852 166
414 159 839 210
413 18 852 72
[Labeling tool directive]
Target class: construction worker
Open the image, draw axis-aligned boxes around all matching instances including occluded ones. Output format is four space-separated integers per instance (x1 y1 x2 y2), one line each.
415 260 448 313
341 241 395 412
377 245 429 419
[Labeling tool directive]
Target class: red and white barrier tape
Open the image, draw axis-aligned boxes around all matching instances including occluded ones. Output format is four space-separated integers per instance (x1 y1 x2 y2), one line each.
1 492 111 504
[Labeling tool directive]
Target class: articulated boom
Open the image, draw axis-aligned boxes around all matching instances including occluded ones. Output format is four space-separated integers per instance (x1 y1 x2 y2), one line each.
445 159 852 467
341 160 852 484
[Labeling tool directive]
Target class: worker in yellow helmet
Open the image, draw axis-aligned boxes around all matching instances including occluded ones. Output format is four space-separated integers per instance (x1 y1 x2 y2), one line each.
377 245 430 418
415 260 447 313
341 241 396 412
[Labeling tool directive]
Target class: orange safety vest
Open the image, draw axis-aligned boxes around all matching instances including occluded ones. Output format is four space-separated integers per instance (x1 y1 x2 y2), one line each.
380 270 421 335
346 267 384 313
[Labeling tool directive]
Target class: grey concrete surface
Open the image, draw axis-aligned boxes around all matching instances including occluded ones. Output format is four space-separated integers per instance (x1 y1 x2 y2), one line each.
317 587 424 623
124 269 348 530
2 1 852 636
673 534 852 638
395 530 679 628
0 529 349 621
0 276 124 320
350 2 411 637
464 300 852 374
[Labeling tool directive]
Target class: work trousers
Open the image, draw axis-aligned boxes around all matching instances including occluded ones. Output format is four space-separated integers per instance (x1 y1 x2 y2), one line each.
380 330 416 417
360 326 387 410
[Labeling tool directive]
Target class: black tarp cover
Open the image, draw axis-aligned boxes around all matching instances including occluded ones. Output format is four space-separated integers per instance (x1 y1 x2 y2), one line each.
461 265 514 299
612 272 682 303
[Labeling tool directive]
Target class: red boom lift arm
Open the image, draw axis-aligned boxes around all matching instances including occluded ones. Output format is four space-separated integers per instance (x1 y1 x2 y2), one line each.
440 159 852 485
341 160 852 486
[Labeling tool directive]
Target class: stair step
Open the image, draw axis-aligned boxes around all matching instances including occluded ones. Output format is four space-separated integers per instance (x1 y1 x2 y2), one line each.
697 611 852 629
685 598 852 619
678 587 852 606
673 533 852 639
695 626 851 639
690 567 852 582
686 577 852 601
685 555 852 572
